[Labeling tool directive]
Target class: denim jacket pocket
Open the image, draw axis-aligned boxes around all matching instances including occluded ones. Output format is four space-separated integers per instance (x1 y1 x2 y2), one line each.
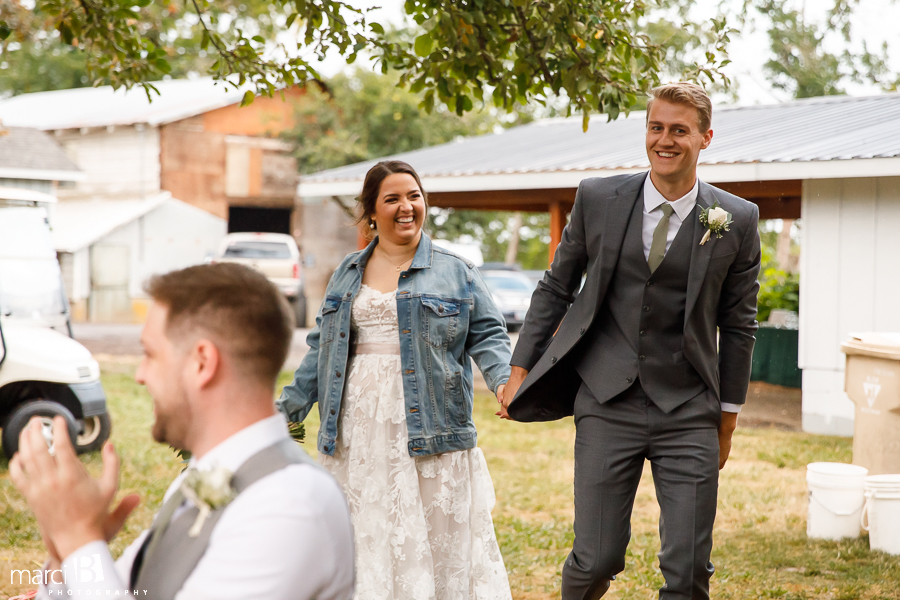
320 296 342 343
420 296 461 349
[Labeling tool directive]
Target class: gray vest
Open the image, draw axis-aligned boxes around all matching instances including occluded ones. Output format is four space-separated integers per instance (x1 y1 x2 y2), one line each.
130 438 317 599
575 190 707 413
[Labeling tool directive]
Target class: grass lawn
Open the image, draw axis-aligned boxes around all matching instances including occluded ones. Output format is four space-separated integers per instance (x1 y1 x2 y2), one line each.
0 365 898 599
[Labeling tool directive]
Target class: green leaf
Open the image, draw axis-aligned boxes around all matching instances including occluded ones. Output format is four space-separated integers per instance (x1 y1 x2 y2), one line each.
0 22 10 41
414 33 433 57
240 90 255 107
58 22 73 45
370 22 384 35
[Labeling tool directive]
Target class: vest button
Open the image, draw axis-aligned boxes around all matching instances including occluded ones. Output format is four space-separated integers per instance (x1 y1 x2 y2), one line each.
639 355 646 361
647 281 653 287
643 306 650 312
640 330 646 336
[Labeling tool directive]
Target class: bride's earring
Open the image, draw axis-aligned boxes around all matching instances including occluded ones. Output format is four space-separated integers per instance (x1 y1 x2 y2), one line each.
369 220 376 229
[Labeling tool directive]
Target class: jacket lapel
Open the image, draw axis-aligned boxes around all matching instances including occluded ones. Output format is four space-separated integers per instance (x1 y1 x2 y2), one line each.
684 182 718 326
594 173 647 306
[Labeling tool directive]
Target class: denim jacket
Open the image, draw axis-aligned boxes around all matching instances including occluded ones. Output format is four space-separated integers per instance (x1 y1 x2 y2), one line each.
277 234 512 457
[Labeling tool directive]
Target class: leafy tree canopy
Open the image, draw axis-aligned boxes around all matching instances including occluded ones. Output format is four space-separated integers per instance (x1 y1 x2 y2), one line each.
0 0 732 128
746 0 899 98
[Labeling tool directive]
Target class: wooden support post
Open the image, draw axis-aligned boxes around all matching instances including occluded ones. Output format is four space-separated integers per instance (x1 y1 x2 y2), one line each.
549 201 565 268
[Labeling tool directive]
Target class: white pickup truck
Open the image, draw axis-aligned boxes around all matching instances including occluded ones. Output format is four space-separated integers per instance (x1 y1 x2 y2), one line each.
0 198 111 459
214 232 308 327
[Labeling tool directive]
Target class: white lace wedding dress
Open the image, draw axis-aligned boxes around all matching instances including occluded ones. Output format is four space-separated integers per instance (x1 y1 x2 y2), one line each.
319 284 512 600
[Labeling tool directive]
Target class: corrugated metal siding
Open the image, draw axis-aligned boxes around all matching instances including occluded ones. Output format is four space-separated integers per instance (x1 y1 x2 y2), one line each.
303 93 900 183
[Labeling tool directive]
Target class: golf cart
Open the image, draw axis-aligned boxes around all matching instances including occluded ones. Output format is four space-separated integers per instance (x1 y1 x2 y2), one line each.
0 191 111 459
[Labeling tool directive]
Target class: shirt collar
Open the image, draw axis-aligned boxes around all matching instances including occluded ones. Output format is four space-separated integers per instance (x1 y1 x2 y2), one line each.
190 413 290 473
643 174 699 221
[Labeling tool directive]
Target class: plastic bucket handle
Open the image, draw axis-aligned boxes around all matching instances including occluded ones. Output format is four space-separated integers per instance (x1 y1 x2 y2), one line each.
809 489 866 518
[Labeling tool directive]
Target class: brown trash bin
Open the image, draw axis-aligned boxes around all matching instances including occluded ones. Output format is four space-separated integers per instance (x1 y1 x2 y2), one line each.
841 333 900 475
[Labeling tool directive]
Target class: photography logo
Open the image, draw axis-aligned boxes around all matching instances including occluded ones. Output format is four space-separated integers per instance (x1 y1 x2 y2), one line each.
10 553 103 586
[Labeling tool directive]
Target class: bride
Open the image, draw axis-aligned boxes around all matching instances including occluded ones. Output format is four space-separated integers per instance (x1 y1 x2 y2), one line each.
278 160 513 600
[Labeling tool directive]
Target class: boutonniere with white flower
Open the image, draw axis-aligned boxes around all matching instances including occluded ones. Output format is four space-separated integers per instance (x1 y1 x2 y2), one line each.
698 202 732 245
180 465 236 537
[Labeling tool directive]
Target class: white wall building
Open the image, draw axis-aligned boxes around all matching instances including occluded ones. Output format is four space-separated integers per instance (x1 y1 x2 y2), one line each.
52 194 225 323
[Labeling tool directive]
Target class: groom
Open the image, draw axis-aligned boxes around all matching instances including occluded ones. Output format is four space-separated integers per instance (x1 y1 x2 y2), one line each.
10 263 354 599
500 82 760 599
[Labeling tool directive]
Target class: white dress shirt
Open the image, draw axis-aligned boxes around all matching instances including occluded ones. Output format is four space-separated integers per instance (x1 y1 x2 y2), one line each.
641 175 742 414
40 414 355 599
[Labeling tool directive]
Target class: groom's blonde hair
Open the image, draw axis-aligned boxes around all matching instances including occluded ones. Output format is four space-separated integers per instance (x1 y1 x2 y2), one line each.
647 82 712 133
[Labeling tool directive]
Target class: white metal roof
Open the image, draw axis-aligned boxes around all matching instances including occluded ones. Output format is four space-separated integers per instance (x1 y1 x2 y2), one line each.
0 186 58 204
0 78 255 131
51 193 171 253
299 92 900 196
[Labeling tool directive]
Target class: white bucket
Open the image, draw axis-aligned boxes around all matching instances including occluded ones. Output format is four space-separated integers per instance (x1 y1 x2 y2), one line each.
806 462 868 540
861 474 900 555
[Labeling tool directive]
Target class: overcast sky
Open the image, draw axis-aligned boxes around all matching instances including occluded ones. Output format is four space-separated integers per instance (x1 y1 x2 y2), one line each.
313 0 900 108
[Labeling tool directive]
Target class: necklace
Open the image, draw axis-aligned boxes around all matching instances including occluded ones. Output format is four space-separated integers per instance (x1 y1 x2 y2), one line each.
378 248 416 271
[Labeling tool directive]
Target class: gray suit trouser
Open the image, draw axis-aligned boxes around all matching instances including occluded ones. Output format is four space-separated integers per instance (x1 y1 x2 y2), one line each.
562 381 720 600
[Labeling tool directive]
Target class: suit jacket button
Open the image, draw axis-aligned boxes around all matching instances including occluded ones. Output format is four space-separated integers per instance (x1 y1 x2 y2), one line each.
551 357 558 364
626 377 633 383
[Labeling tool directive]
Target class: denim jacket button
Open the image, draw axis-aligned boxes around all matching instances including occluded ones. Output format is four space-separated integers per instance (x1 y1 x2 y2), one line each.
336 371 342 377
330 409 336 415
340 332 346 338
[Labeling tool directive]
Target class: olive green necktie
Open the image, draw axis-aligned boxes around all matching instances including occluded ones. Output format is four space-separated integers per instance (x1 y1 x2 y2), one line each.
648 203 675 274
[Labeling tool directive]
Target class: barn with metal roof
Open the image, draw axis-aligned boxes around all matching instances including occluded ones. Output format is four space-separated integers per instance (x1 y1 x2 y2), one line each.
299 92 900 438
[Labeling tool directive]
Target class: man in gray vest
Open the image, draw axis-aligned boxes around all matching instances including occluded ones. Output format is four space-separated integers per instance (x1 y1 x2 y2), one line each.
499 82 761 599
11 263 354 600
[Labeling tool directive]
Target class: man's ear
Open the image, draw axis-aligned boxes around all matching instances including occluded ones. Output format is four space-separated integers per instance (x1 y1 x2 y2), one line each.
702 128 713 150
190 339 221 389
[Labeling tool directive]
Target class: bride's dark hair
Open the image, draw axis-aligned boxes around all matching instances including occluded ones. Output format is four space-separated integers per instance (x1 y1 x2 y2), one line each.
356 161 428 239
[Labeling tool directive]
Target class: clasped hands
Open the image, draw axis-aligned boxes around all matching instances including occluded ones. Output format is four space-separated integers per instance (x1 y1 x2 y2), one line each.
494 366 528 421
8 416 141 569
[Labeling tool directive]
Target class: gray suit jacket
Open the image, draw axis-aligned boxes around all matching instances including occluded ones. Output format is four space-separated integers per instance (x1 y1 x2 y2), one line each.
508 172 761 422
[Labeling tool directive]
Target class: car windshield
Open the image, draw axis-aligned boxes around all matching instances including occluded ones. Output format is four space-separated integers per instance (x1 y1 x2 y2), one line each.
483 274 533 292
0 259 67 323
223 241 291 259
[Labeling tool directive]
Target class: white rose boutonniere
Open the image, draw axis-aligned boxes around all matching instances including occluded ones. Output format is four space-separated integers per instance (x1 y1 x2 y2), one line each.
180 465 236 537
698 202 733 246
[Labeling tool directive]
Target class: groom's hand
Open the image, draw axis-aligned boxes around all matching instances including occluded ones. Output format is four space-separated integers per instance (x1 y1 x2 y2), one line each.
718 412 739 469
495 366 528 420
9 417 140 561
